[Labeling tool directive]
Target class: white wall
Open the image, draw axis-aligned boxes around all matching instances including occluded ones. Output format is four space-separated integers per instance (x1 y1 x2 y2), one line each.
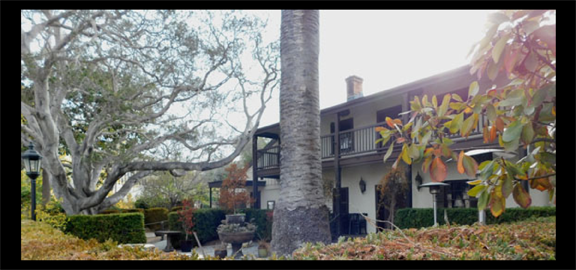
259 178 280 210
339 162 391 234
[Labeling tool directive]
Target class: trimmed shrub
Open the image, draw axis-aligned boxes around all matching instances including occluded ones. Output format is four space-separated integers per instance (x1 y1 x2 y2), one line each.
99 209 120 215
144 207 169 231
395 206 556 229
120 208 145 214
134 198 150 209
240 208 273 241
168 208 226 245
170 206 183 212
65 212 147 244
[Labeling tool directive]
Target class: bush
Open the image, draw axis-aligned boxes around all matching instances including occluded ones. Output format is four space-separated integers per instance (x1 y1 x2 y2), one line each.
21 220 200 260
240 208 273 241
99 209 121 215
168 208 226 245
65 212 147 244
170 206 183 212
395 206 556 229
144 207 169 231
134 198 150 209
121 208 145 214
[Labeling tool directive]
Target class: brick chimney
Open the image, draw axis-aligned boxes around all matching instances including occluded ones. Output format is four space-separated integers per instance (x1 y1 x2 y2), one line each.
346 75 364 101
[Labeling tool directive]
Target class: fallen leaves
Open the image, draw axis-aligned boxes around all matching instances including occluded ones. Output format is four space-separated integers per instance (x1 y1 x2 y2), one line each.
292 217 555 260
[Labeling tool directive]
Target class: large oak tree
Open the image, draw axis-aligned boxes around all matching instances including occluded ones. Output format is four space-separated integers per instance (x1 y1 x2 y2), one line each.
21 10 279 215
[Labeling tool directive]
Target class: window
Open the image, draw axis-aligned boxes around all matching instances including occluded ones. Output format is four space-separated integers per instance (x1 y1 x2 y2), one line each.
443 180 478 208
330 118 354 153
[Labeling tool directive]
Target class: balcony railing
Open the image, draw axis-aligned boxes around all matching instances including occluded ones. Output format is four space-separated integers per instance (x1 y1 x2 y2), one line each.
256 145 280 170
257 112 486 169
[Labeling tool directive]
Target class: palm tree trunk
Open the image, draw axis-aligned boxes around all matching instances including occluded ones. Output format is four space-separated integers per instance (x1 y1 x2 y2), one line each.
271 10 331 256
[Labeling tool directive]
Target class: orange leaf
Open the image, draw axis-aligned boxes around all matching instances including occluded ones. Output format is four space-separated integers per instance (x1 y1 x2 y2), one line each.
489 192 505 217
457 151 465 174
375 126 387 132
495 117 505 132
489 125 497 143
430 157 447 182
393 118 403 126
386 117 395 128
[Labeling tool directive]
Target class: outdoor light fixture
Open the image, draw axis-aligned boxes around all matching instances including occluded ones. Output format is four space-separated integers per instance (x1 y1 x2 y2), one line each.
359 177 366 194
419 182 449 226
22 142 43 221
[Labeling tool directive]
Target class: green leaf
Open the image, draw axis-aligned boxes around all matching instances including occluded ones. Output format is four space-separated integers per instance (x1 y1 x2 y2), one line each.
499 89 524 107
521 123 535 145
479 160 496 181
401 144 412 165
462 155 479 178
486 104 497 122
468 184 486 198
468 81 479 99
487 60 499 81
492 33 511 64
502 120 525 142
477 190 489 211
438 94 451 117
512 183 532 208
452 94 463 102
524 51 538 73
432 95 438 109
461 114 476 137
450 113 464 134
409 143 421 160
383 141 394 164
502 174 513 198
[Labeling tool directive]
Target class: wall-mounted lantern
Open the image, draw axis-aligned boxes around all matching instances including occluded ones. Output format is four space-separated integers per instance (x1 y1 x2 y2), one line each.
415 172 423 190
359 177 366 194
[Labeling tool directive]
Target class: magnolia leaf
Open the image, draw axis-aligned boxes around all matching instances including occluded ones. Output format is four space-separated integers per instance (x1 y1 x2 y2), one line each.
457 151 466 174
487 59 499 81
504 46 521 75
467 179 482 186
492 33 511 64
430 157 447 182
524 51 538 73
438 94 451 117
502 174 513 198
490 192 505 217
422 156 433 173
386 117 395 128
462 155 479 178
468 184 486 198
401 144 412 165
450 113 464 134
489 125 498 143
513 183 532 208
468 81 479 99
409 143 421 160
479 160 496 181
383 141 395 163
478 190 489 211
521 122 535 145
502 120 525 142
461 114 476 138
486 104 497 122
452 94 463 102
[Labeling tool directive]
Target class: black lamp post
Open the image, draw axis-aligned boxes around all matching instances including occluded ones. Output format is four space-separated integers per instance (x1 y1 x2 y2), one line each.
22 142 42 221
418 182 449 226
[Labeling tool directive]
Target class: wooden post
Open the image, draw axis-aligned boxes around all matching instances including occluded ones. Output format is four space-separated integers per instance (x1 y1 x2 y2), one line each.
252 135 259 209
333 112 341 238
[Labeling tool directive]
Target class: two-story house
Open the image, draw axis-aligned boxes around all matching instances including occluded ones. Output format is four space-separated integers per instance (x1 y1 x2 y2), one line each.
245 65 553 236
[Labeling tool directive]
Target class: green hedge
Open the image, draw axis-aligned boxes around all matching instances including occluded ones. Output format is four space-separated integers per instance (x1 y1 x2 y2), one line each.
240 208 273 241
168 208 226 247
99 208 144 215
144 207 169 231
395 206 556 229
65 213 147 244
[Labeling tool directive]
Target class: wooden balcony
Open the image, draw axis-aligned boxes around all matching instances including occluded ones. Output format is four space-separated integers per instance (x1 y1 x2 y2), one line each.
256 113 489 174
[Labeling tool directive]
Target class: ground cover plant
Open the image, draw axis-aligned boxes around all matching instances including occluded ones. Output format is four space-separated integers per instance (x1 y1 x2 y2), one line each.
21 219 198 260
292 216 555 260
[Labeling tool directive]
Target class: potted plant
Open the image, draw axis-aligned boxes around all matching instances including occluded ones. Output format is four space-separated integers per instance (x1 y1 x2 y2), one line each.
218 163 255 223
257 240 270 258
177 199 196 252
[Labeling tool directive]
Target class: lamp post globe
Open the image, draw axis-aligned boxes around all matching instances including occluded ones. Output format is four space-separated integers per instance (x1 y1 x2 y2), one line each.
22 142 42 221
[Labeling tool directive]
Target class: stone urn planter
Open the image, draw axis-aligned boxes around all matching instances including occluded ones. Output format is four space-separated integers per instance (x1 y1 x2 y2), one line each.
217 216 256 259
217 230 255 258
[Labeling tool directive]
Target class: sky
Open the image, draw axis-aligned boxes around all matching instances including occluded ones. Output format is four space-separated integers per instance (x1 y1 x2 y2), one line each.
257 10 495 127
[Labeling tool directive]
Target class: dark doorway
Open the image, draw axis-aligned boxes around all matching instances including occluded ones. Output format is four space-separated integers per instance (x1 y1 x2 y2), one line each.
339 187 349 234
375 184 389 231
375 183 409 231
330 118 354 154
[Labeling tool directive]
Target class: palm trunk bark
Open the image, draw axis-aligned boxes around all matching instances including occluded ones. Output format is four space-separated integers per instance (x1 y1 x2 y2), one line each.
271 10 331 256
